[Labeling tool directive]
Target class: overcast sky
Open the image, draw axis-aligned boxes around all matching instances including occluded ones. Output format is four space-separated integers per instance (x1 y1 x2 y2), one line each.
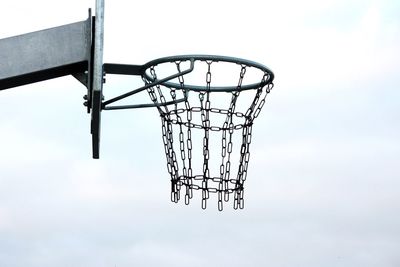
0 0 399 266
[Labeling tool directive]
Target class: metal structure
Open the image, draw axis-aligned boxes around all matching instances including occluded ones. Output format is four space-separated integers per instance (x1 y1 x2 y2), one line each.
0 0 275 210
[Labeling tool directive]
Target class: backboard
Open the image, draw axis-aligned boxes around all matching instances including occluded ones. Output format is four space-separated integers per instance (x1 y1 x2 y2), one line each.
90 0 104 159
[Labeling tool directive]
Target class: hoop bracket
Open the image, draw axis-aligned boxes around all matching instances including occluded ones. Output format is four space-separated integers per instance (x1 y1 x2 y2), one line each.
101 59 194 110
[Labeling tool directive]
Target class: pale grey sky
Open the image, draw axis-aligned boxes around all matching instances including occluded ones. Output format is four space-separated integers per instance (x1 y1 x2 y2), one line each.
0 0 399 266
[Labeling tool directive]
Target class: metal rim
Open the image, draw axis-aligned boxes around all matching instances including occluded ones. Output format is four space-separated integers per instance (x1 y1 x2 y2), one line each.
142 55 274 92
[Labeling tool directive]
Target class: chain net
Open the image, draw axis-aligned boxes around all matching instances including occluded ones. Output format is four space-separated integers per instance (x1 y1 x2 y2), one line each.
143 57 274 210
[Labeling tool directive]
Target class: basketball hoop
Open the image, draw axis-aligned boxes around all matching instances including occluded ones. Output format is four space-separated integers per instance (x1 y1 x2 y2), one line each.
141 55 274 210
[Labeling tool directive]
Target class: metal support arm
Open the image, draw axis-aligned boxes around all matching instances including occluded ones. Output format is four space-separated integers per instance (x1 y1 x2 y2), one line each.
101 58 194 110
0 16 92 91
